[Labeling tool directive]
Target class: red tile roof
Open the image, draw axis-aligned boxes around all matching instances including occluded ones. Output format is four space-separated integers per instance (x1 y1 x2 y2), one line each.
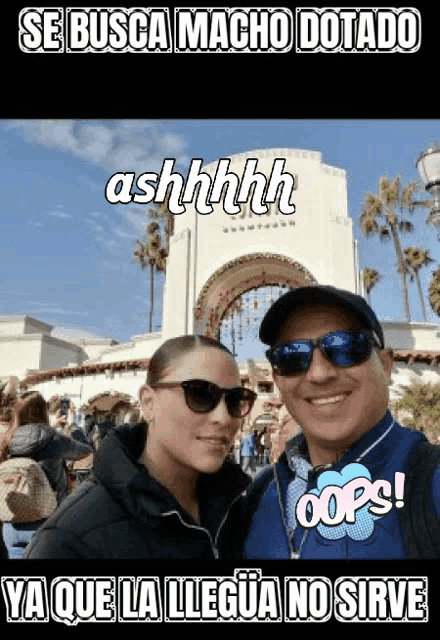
22 359 150 388
392 350 440 365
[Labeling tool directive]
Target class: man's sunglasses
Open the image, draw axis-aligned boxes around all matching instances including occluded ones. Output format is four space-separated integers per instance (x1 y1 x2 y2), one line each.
266 330 381 376
149 379 257 418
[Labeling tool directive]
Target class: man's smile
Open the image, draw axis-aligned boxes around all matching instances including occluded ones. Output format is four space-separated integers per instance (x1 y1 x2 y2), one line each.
306 392 351 406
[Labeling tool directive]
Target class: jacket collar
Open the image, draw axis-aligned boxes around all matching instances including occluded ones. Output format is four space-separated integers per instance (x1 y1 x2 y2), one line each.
284 410 395 473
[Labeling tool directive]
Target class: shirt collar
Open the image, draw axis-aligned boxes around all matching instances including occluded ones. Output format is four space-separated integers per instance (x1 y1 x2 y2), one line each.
285 410 395 471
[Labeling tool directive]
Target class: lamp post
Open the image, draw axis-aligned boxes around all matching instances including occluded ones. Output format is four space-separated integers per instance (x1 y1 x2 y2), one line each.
415 143 440 229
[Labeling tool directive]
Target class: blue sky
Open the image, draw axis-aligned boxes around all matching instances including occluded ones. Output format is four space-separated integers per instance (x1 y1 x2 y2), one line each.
1 119 440 363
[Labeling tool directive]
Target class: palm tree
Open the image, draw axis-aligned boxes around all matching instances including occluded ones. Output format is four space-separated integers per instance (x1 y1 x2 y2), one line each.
145 189 174 256
359 175 419 323
133 222 167 332
429 266 440 317
362 267 381 305
403 247 435 322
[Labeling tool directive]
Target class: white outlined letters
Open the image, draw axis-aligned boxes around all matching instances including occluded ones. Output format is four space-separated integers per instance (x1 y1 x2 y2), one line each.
2 577 49 622
334 577 428 622
296 8 421 53
174 8 293 52
105 158 296 216
285 577 332 622
118 577 162 621
19 8 63 52
165 570 282 622
51 577 116 626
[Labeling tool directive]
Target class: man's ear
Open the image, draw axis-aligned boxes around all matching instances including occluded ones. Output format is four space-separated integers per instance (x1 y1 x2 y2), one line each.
139 385 155 422
379 348 394 383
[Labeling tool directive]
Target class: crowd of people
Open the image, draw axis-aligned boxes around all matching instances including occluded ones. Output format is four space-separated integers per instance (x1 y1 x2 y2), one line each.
232 414 301 475
0 284 438 559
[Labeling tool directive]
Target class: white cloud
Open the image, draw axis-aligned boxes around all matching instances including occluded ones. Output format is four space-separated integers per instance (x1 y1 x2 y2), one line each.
4 120 189 176
49 211 72 219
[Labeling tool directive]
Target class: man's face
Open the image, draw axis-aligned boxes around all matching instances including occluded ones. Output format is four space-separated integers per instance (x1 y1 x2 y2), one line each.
272 305 393 463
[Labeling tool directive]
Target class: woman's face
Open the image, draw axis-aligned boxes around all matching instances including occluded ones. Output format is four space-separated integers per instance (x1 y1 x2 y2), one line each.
140 347 242 476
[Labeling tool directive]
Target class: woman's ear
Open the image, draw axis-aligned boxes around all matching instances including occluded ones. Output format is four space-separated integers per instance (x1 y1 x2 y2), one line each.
139 385 155 423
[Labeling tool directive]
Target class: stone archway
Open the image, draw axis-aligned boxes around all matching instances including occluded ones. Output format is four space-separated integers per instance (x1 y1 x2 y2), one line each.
193 253 317 338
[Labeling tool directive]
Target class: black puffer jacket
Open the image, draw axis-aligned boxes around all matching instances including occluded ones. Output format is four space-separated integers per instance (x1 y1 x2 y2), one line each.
8 424 93 504
24 422 251 559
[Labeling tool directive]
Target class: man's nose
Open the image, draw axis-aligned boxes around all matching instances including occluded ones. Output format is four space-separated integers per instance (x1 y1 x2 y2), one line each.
305 346 339 382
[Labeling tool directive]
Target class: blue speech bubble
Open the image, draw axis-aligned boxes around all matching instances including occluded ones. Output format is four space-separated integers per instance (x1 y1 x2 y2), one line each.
300 463 386 541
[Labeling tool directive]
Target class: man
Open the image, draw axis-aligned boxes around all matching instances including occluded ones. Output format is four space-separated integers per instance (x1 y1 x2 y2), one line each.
240 428 256 474
240 285 440 559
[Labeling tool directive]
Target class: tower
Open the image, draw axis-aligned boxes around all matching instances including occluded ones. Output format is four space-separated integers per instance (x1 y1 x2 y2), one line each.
161 148 359 341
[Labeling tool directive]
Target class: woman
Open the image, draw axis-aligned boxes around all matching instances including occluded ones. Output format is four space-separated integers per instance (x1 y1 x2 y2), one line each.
3 390 93 559
24 335 257 559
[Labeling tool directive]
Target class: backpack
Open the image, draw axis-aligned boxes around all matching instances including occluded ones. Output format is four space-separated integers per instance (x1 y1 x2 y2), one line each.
242 440 440 559
401 440 440 559
0 457 57 523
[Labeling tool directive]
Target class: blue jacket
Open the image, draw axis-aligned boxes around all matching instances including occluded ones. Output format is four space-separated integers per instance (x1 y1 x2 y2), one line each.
242 411 440 560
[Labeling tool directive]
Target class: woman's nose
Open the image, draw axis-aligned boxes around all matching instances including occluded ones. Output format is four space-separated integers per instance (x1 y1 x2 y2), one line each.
210 394 232 422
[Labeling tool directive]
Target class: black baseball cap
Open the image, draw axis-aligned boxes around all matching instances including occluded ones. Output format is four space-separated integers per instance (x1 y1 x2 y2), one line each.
259 285 385 349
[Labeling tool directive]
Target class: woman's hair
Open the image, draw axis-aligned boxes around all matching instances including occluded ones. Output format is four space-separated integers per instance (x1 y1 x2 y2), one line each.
14 391 49 426
147 335 234 386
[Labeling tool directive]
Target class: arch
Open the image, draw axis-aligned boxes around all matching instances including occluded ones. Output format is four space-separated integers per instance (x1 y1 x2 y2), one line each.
193 253 317 337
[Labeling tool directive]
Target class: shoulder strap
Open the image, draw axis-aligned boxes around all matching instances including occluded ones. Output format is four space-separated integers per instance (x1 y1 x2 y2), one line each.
402 439 440 559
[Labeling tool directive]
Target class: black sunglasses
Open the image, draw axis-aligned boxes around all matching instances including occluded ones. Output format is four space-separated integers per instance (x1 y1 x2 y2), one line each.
149 379 257 418
266 330 380 376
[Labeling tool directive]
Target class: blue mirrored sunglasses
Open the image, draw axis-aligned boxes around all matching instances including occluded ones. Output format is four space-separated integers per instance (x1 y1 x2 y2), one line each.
266 330 381 376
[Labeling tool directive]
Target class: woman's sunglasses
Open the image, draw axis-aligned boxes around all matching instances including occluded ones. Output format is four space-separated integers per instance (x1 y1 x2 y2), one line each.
149 379 257 418
266 330 381 376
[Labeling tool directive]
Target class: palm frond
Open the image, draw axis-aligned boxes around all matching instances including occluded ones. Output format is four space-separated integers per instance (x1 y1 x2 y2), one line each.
401 181 420 210
360 213 379 236
362 192 382 217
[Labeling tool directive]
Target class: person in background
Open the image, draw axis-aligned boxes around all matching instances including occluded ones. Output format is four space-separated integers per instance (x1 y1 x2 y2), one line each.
0 378 20 559
0 378 19 464
3 390 92 559
240 428 256 475
97 414 114 444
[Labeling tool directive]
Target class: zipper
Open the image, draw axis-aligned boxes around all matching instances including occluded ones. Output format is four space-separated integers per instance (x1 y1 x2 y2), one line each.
213 490 247 553
161 489 246 559
161 510 219 558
